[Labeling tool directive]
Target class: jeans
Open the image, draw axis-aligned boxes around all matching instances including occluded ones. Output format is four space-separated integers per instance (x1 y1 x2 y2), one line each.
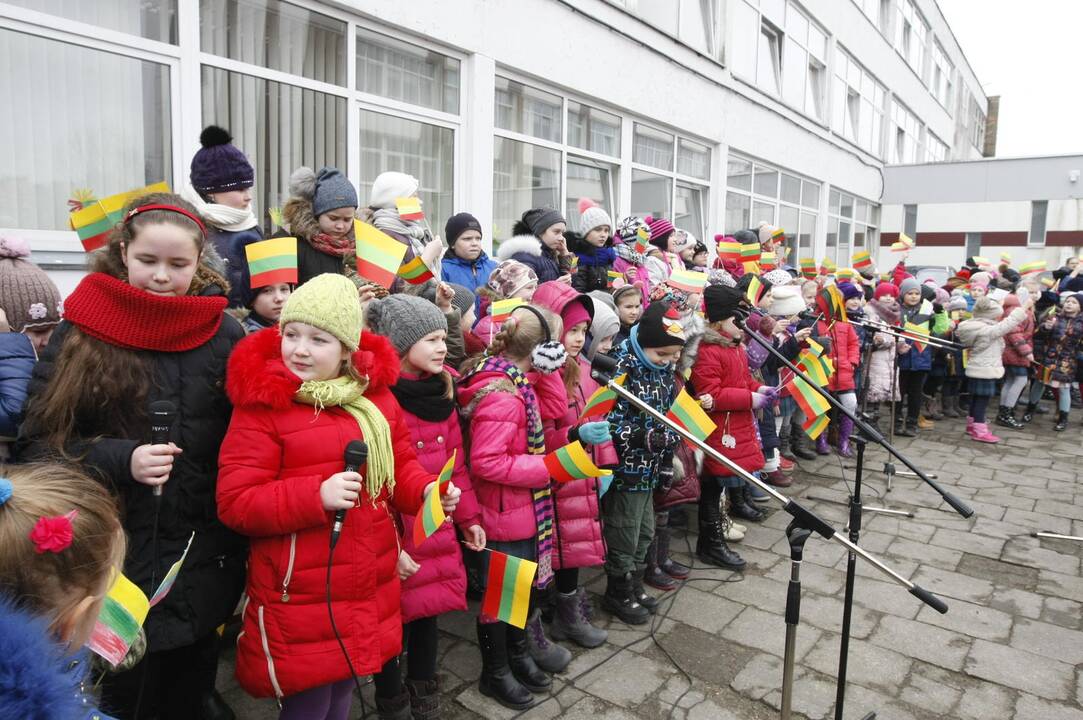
1029 382 1071 412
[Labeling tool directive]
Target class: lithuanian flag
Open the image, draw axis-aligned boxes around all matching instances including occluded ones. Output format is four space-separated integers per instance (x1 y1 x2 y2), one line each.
667 269 708 293
717 240 742 260
798 351 833 387
760 251 777 270
413 451 454 547
246 237 298 288
354 220 408 288
1000 251 1012 265
902 321 928 352
607 270 623 288
745 275 765 305
802 412 829 440
890 233 915 252
852 250 873 269
482 550 537 628
1019 260 1046 274
740 243 761 263
395 196 425 221
820 257 837 275
799 258 817 279
971 256 992 268
788 376 830 419
579 373 626 420
490 298 525 323
806 337 825 357
87 572 150 667
1034 363 1053 385
816 285 847 323
666 388 717 446
836 267 855 282
70 203 113 251
634 226 650 255
544 440 613 483
398 256 434 285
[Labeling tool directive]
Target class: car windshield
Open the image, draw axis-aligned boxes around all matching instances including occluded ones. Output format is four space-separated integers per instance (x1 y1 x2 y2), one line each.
909 266 950 287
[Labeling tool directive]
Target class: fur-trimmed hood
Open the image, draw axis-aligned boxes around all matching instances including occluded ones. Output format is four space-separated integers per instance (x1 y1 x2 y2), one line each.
226 325 401 409
281 196 323 243
496 234 543 261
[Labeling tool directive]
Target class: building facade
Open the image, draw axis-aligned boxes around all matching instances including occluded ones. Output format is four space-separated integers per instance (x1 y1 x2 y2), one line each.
0 0 990 294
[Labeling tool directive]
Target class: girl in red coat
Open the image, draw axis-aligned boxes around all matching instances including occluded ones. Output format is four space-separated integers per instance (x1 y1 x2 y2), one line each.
815 282 863 457
217 273 459 720
366 294 486 719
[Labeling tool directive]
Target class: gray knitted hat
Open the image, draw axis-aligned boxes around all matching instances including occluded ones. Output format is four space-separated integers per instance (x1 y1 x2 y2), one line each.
366 294 448 355
312 166 358 218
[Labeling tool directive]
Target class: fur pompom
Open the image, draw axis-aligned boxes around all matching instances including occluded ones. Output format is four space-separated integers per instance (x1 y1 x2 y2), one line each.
0 235 31 259
531 340 568 375
199 125 232 148
288 166 317 200
577 197 597 214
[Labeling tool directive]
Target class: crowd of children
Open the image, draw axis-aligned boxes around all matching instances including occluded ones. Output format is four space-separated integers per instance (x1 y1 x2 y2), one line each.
1 125 1082 720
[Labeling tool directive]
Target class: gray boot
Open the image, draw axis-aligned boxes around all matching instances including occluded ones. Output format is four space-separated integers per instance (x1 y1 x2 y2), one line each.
549 587 607 648
525 607 571 673
405 678 440 720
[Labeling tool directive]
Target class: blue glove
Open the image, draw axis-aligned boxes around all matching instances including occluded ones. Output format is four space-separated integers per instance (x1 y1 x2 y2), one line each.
579 421 612 445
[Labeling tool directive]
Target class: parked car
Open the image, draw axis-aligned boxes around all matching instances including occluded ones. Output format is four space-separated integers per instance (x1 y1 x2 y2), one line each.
907 265 956 288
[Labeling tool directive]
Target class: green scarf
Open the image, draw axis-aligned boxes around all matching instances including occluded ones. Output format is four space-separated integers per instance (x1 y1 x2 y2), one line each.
296 376 395 502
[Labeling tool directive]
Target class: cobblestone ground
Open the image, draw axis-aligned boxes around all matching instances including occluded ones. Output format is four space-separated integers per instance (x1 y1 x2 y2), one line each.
219 411 1083 720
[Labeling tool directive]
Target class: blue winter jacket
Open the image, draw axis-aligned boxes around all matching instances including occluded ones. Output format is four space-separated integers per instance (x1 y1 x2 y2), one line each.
441 251 498 314
0 332 35 438
214 226 265 308
898 302 934 371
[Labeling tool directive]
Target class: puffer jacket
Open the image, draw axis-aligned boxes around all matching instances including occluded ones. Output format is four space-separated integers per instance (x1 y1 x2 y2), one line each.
394 369 480 624
217 225 266 308
956 306 1025 379
898 300 934 371
0 332 34 439
1034 312 1083 383
217 328 434 699
1001 295 1035 368
457 367 551 542
441 251 499 302
496 234 565 284
863 301 901 403
816 319 861 392
567 232 617 293
691 328 765 477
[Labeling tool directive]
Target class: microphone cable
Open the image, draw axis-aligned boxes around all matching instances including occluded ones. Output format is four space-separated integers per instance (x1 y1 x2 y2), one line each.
327 540 369 719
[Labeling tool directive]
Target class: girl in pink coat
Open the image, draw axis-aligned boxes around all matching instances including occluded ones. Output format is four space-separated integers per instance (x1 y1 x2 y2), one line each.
366 294 485 719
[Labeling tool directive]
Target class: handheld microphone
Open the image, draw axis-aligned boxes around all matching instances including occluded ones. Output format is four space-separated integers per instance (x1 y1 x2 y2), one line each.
590 352 619 383
148 401 177 497
331 440 368 549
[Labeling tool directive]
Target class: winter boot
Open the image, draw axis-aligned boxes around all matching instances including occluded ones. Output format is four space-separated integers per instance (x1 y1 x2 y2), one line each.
970 422 1000 444
779 424 796 461
644 536 680 592
1054 411 1069 431
549 588 607 649
917 414 935 429
376 689 412 720
656 524 691 579
720 510 745 542
696 481 747 570
730 483 767 522
720 489 748 536
778 454 796 473
815 432 831 455
966 416 975 435
790 430 818 460
477 621 535 709
836 416 854 458
508 624 552 690
764 468 792 487
941 392 961 418
405 678 441 720
525 608 571 674
631 565 659 614
995 405 1024 429
603 572 649 625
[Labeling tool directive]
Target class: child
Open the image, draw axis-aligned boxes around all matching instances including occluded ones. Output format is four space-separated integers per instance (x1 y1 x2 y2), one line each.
228 238 296 334
766 285 815 462
217 273 457 719
612 216 653 290
895 277 934 436
0 463 125 719
1032 293 1083 430
863 282 907 432
684 240 708 272
613 284 644 346
180 125 263 307
366 294 485 719
364 171 442 272
18 192 247 720
457 305 565 710
569 199 616 293
497 208 570 283
602 302 683 625
470 260 539 349
997 293 1034 428
815 282 862 457
282 166 358 285
955 296 1027 443
643 217 684 286
441 212 498 307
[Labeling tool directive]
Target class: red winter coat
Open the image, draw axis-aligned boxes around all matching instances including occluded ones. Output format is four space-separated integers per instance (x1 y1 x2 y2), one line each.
816 319 861 392
1001 295 1035 368
217 328 434 699
691 329 765 477
395 369 481 624
457 368 551 542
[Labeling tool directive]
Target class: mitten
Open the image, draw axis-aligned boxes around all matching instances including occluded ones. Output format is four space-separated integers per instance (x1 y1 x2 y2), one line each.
579 421 612 445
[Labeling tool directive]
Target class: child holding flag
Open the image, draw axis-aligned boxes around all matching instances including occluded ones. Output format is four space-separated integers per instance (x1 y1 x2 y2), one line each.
568 199 617 293
895 277 934 436
366 294 485 719
217 274 458 719
814 282 862 457
228 236 297 334
363 171 443 274
955 295 1028 443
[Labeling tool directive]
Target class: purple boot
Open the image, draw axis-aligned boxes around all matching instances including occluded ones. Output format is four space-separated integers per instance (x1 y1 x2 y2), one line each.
815 432 831 455
836 416 854 458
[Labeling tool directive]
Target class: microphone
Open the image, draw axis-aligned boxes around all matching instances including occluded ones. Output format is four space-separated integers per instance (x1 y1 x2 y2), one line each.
148 401 177 497
331 440 368 549
590 352 618 382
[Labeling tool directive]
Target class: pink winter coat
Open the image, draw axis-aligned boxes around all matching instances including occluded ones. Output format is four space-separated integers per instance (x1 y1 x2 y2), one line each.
1001 295 1035 368
457 369 551 542
395 370 481 624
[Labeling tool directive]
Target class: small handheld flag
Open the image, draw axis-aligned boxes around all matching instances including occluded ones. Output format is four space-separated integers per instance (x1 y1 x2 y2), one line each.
634 226 650 255
398 256 435 285
1019 260 1047 274
745 275 765 306
902 321 929 352
802 412 829 440
971 256 992 268
760 251 777 271
606 270 623 288
1000 251 1012 265
544 441 613 484
852 250 873 269
481 550 537 628
490 298 525 323
666 388 717 446
395 196 425 221
799 258 817 279
891 233 915 252
717 240 742 260
579 374 627 420
787 376 831 419
246 237 298 288
88 572 150 667
667 269 708 294
354 220 408 288
414 451 455 547
806 337 825 357
820 257 837 276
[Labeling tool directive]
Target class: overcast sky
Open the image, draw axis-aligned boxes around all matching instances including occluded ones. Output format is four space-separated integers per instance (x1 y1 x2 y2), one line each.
938 0 1083 157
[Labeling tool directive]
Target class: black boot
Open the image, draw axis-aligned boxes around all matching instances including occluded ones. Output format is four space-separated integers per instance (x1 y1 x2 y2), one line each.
631 566 659 614
644 535 679 591
200 690 235 720
656 524 690 579
476 621 534 709
696 481 747 570
896 414 917 437
941 392 961 418
730 483 766 522
1022 402 1038 423
790 430 817 460
779 424 796 461
405 678 440 720
1054 411 1069 431
506 624 552 692
602 572 649 625
375 689 411 720
995 405 1024 429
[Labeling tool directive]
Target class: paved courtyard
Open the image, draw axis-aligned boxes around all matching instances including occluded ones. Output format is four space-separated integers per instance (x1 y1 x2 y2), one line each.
219 413 1083 720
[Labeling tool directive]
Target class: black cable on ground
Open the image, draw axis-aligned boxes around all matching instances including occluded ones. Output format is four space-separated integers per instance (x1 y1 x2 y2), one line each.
327 545 369 720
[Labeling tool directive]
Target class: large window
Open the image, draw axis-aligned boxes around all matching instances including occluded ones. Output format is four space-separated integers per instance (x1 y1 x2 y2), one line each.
6 0 177 42
492 137 561 240
931 41 954 112
568 101 621 157
628 0 721 57
894 0 929 82
356 26 460 114
924 132 948 163
827 188 880 264
852 0 892 37
831 49 886 157
781 5 827 121
495 77 561 143
725 153 820 258
968 95 987 151
889 99 922 165
0 28 172 231
566 158 618 233
630 124 711 237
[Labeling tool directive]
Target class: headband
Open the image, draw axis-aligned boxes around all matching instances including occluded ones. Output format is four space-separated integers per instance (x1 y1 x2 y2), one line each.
124 204 208 239
512 304 551 343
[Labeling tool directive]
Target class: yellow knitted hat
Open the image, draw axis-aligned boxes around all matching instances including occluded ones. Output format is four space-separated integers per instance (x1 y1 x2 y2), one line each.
279 273 361 351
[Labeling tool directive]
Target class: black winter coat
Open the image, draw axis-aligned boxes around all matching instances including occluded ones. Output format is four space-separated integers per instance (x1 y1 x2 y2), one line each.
18 314 247 651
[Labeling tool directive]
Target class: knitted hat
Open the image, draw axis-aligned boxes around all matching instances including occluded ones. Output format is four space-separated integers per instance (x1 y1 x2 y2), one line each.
837 282 863 301
972 296 1003 322
366 294 448 356
615 216 648 241
757 221 784 246
522 208 566 237
487 260 538 299
637 301 686 348
763 268 792 287
969 271 992 290
586 300 620 359
704 284 745 323
874 282 900 300
418 280 475 317
311 167 358 218
189 126 254 195
445 212 482 246
612 284 644 306
587 289 617 312
645 216 675 250
946 294 969 312
0 236 62 333
369 171 419 210
578 198 613 235
898 277 920 296
767 285 805 317
561 297 592 331
279 273 362 351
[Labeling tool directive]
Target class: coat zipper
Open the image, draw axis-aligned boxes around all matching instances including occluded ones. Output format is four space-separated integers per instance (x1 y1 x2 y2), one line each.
280 533 296 602
257 606 284 700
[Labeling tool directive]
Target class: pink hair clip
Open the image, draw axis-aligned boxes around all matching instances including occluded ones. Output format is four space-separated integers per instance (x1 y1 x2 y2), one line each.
29 510 78 554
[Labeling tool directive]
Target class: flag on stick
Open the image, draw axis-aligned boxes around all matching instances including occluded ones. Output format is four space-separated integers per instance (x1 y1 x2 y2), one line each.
606 270 623 288
902 321 929 352
413 452 455 547
354 220 408 288
544 441 613 484
88 572 150 666
891 233 915 252
799 258 817 279
971 256 992 268
1019 260 1047 274
717 240 742 260
745 275 765 306
490 298 525 323
579 374 626 419
395 196 425 221
797 351 833 387
820 257 837 276
1000 251 1012 265
852 250 873 269
246 237 298 288
634 226 650 255
667 269 708 293
398 256 435 284
70 203 113 252
760 251 777 270
788 376 831 419
1034 363 1053 385
481 550 537 628
806 337 825 357
802 412 830 440
666 388 717 445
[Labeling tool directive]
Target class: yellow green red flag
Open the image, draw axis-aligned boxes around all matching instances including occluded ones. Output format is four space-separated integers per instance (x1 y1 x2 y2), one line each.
413 451 454 547
490 297 525 322
579 374 626 420
354 220 408 288
544 440 613 483
395 196 425 221
246 237 298 287
665 388 717 446
787 376 830 419
88 571 150 667
398 255 435 284
802 412 829 440
482 550 537 628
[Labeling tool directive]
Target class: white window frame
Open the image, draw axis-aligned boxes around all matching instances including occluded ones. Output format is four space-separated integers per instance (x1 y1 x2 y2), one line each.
889 97 923 164
724 151 821 258
827 187 880 264
832 46 886 157
930 40 954 112
894 0 929 84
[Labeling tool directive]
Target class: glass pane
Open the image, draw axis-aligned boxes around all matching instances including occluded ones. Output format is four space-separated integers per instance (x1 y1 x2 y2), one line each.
753 167 778 198
356 26 459 114
826 217 839 258
853 224 866 250
633 123 675 171
799 211 816 254
492 137 561 244
630 169 672 220
840 192 854 218
200 0 346 85
829 189 841 215
679 0 716 54
675 183 706 240
202 65 347 235
359 111 454 238
855 198 869 223
725 192 750 235
780 174 801 204
567 101 621 157
729 0 759 80
758 27 781 95
838 220 852 261
727 155 753 190
638 0 678 35
565 159 616 233
752 201 776 227
7 0 177 42
1 29 172 231
781 37 805 110
779 204 800 263
677 138 711 180
495 77 561 142
802 180 820 209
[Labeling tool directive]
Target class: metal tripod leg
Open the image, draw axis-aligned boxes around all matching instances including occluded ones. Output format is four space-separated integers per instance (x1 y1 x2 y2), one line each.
781 522 813 720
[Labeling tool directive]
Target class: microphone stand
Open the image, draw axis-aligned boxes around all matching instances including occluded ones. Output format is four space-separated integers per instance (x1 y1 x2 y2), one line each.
734 317 972 720
590 359 951 720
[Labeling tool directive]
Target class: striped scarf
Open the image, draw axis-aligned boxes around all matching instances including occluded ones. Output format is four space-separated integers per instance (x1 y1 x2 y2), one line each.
472 356 553 588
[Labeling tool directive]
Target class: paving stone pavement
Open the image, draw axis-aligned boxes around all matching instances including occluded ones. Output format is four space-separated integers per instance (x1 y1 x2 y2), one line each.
217 412 1083 719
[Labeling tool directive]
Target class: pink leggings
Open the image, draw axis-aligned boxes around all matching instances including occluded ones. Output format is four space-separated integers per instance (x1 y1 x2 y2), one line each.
279 678 353 720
